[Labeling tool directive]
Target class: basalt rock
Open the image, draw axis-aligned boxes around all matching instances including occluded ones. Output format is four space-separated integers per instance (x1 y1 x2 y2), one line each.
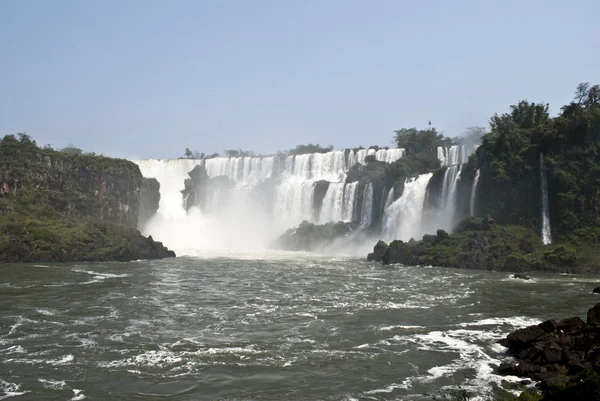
498 303 600 398
367 240 388 262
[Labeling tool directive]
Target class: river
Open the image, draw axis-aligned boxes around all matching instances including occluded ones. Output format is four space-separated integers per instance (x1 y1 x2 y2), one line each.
0 253 597 400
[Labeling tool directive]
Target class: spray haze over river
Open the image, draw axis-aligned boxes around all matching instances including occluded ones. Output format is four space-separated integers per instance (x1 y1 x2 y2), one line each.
0 148 575 400
1 254 597 400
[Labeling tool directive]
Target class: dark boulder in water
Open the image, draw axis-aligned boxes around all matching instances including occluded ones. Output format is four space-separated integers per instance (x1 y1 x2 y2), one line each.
498 303 600 399
381 240 417 265
367 240 388 262
592 286 600 294
511 273 531 280
272 220 353 252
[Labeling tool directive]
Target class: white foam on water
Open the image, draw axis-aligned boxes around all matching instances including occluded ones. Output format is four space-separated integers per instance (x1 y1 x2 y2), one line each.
363 383 405 395
380 325 425 331
459 316 541 328
35 308 56 316
0 346 26 355
38 378 67 390
70 389 86 400
0 378 27 400
404 326 530 397
49 354 74 366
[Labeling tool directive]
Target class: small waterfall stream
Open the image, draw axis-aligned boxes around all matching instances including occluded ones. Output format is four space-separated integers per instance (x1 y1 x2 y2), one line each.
540 153 552 245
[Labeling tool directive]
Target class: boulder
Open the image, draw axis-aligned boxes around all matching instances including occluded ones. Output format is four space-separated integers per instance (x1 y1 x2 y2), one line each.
592 286 600 294
367 240 388 262
586 303 600 325
504 325 548 350
381 240 417 265
557 316 587 333
512 273 531 280
538 319 558 333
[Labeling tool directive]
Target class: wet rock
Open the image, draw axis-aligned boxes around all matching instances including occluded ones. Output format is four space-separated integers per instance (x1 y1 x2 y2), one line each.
586 303 600 325
505 325 547 349
543 343 563 363
592 286 600 294
557 316 586 333
538 319 558 333
512 273 531 280
367 240 388 262
499 303 600 397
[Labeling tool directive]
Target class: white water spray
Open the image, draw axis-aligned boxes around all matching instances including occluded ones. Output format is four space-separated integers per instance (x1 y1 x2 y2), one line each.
383 173 433 241
540 153 552 245
470 169 480 216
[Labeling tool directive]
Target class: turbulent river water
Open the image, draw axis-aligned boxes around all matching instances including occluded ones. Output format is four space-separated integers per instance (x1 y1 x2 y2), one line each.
1 253 597 400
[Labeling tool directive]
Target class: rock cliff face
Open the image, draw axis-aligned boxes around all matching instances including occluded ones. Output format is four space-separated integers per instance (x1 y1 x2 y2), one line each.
138 178 161 229
0 136 142 227
0 134 174 262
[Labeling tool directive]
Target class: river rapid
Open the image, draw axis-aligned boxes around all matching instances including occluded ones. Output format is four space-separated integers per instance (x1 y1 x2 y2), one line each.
0 253 597 400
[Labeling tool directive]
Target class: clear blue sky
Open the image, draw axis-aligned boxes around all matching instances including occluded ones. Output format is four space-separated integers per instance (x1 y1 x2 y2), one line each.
1 0 598 159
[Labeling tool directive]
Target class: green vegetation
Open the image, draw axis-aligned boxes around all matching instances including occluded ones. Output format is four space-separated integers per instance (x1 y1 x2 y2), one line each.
394 127 451 156
0 134 174 262
465 82 600 240
287 143 334 156
370 217 599 273
272 220 353 252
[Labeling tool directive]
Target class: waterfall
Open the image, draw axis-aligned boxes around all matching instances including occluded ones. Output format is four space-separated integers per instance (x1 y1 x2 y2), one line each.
381 188 395 225
540 153 552 245
439 165 459 208
341 182 358 222
134 148 410 252
319 182 345 223
470 169 480 216
360 182 373 228
383 173 433 241
375 148 405 163
437 145 476 167
437 147 446 166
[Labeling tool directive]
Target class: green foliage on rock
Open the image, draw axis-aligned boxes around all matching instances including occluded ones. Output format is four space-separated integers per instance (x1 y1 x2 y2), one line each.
369 217 594 272
0 134 175 262
272 220 353 252
287 144 334 156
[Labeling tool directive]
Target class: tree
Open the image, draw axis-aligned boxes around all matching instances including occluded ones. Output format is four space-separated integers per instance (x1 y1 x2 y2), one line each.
60 144 83 155
393 127 450 156
287 144 333 156
185 148 193 158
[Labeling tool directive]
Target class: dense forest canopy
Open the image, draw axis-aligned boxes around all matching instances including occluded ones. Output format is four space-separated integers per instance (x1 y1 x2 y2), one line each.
466 82 600 239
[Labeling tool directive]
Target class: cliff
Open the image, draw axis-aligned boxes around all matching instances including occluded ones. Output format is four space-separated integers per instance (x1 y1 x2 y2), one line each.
0 134 174 262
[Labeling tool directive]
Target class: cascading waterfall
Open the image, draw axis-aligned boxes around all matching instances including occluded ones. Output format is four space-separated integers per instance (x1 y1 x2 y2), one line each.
359 183 373 228
319 183 345 223
383 173 433 241
381 188 395 225
470 169 480 216
341 182 358 222
540 153 552 245
437 145 476 167
134 148 407 252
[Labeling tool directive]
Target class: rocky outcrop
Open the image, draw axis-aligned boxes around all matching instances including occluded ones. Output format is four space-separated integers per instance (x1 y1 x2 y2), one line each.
368 217 584 273
138 178 160 229
0 134 175 262
272 220 353 252
367 240 388 261
498 303 600 399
